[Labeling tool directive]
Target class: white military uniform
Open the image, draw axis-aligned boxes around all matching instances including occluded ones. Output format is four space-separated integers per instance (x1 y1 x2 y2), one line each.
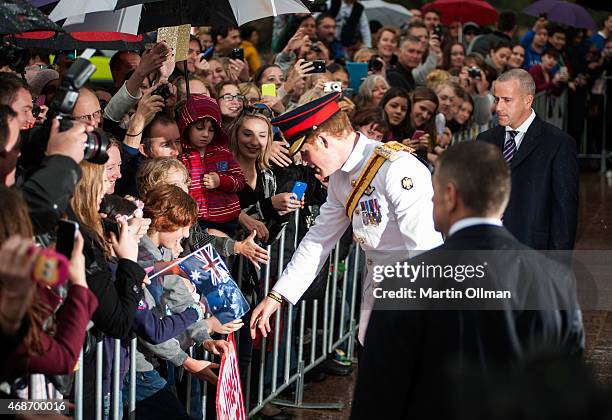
272 134 443 344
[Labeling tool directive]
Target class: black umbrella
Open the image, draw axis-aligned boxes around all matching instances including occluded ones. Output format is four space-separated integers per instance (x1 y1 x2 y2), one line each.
1 0 61 35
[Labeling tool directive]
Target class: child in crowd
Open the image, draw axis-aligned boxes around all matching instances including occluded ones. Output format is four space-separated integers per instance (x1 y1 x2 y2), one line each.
178 94 246 237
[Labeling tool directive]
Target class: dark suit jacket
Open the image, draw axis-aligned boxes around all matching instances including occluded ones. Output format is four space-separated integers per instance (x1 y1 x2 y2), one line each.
477 115 579 250
350 225 584 420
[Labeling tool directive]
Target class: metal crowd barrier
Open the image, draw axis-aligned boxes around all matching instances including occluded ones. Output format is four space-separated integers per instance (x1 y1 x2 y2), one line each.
532 90 567 132
32 210 362 419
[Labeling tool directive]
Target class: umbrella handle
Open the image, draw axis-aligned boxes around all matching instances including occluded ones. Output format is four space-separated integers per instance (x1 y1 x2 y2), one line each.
184 60 190 99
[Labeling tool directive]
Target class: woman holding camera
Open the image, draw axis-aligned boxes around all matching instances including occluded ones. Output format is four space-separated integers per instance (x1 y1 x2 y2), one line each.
68 161 146 418
457 56 494 126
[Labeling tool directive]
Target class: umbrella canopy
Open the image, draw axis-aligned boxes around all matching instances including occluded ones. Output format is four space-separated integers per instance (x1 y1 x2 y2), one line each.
522 0 597 31
360 0 412 28
12 30 152 50
422 0 498 26
48 0 309 31
0 0 61 35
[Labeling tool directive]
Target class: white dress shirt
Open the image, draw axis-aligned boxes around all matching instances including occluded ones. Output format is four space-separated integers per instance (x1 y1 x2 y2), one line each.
505 109 536 150
448 217 503 237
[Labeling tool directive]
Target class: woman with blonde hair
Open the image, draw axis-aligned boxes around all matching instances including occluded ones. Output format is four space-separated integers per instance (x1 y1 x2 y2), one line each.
68 161 145 418
229 110 301 245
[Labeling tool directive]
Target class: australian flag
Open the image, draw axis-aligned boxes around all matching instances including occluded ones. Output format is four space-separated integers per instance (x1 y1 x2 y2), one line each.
178 244 249 324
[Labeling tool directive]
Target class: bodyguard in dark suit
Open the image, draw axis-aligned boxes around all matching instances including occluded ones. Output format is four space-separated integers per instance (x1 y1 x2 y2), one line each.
477 69 578 250
351 142 584 420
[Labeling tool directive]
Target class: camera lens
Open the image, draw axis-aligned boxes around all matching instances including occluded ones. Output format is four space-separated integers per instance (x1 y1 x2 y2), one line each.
83 128 110 164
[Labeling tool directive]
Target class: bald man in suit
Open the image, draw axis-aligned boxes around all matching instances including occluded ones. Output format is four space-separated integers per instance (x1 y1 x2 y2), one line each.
477 69 578 250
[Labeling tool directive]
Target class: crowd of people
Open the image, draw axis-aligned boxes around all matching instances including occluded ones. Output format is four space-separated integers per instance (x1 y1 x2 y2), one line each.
0 2 611 419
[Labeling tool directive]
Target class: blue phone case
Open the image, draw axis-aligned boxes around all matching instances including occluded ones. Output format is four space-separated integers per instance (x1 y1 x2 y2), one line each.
345 61 369 92
291 181 307 200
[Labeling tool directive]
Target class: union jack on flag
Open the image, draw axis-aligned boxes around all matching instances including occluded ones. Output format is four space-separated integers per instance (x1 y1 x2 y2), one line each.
179 243 230 286
177 243 250 323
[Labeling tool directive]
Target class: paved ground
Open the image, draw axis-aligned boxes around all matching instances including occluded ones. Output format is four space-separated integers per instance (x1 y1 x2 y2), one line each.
268 170 612 420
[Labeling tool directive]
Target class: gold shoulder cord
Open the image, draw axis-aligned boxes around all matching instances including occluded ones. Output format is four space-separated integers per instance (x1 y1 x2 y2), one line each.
344 141 413 221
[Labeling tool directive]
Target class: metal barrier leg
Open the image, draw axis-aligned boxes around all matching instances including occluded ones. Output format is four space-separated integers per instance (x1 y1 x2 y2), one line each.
129 337 137 420
95 340 103 420
269 246 343 412
328 246 340 353
112 339 121 420
74 349 84 420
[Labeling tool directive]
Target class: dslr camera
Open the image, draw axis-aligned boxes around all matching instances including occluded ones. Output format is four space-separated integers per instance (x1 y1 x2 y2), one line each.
46 58 109 164
151 83 172 102
368 55 383 72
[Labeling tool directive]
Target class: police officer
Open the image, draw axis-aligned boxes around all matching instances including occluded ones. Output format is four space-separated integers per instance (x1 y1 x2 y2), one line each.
249 92 442 344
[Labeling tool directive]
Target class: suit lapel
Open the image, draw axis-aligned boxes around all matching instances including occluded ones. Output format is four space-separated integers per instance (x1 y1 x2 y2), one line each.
510 115 543 169
492 126 505 150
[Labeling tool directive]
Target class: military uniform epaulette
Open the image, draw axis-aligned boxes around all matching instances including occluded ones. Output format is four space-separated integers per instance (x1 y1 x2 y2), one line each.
345 141 415 220
373 141 414 161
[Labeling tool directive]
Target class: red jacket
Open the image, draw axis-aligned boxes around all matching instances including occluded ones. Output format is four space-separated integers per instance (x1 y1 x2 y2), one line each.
529 65 565 96
181 143 246 223
8 284 98 378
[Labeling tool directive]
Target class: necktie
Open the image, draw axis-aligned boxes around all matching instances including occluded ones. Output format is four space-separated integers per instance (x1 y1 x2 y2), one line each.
503 130 518 162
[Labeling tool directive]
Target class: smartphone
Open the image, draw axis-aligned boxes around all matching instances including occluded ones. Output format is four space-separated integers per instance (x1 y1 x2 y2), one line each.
291 181 308 201
261 83 277 97
305 60 326 74
412 130 425 140
56 220 79 259
432 24 443 37
231 48 244 61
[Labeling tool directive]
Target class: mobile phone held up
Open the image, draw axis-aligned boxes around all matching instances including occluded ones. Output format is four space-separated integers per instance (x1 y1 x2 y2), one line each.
291 181 308 201
231 48 244 61
305 60 326 74
412 130 425 141
56 220 79 259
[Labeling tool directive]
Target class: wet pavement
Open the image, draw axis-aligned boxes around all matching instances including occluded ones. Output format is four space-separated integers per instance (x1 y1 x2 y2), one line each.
268 170 612 420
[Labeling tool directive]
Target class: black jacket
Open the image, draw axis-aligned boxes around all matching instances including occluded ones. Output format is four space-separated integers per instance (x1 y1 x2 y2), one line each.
386 63 416 92
20 155 81 235
351 224 584 420
477 116 579 250
67 209 144 339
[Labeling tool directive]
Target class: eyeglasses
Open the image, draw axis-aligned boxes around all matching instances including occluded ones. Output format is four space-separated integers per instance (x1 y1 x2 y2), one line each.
74 109 102 121
219 94 245 102
244 103 273 119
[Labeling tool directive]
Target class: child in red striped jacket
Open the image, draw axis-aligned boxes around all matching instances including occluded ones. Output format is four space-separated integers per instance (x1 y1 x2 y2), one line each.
178 94 246 237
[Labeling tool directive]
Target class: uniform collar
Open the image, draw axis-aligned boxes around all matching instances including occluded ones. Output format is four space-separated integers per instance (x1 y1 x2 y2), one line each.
340 132 368 173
